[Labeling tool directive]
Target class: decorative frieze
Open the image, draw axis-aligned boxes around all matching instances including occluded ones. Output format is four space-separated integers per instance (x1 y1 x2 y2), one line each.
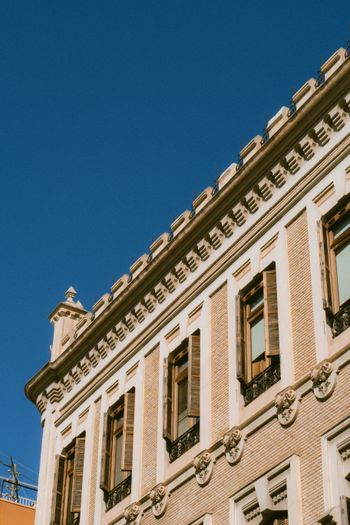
275 388 299 427
269 480 288 506
46 382 64 404
310 360 336 400
149 483 169 517
193 450 214 486
36 392 48 414
222 427 244 465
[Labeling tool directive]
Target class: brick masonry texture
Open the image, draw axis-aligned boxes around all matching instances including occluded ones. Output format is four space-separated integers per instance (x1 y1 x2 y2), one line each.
141 345 160 496
287 210 317 380
88 398 101 525
210 283 230 443
141 362 350 525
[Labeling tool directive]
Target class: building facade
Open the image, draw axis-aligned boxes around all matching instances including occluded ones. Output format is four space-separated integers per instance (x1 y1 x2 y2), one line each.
26 47 350 525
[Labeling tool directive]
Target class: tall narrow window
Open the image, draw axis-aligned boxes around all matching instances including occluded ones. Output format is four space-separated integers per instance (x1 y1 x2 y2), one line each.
319 198 350 336
100 390 135 511
163 331 200 462
236 265 280 405
51 435 85 525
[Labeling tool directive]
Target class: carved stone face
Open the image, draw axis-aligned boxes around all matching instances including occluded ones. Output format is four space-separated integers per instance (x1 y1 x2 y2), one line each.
275 388 296 410
150 484 166 504
124 503 140 522
310 361 333 384
223 427 242 448
193 451 211 472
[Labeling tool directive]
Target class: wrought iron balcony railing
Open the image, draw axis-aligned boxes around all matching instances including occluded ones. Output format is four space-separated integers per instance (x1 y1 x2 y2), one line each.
241 360 281 406
168 421 200 463
332 304 350 336
105 474 132 511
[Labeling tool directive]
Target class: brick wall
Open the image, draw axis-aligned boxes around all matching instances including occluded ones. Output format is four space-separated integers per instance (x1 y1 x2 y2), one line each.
287 210 316 380
210 283 229 444
141 345 160 496
141 362 350 525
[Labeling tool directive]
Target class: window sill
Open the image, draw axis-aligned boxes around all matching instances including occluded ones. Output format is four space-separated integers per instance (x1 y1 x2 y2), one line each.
241 360 281 406
332 304 350 336
167 421 200 463
104 474 132 511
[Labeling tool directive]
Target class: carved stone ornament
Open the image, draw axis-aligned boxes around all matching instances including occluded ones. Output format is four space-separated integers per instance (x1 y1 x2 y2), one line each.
222 426 244 465
193 450 214 486
310 360 336 400
124 502 142 525
149 483 169 517
274 388 299 427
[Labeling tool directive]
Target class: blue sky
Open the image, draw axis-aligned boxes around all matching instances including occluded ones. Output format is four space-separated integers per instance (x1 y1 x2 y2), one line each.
0 0 349 489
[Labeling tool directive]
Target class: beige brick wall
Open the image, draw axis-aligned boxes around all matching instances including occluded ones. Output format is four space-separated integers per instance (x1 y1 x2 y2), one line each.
88 397 101 525
210 283 229 444
141 345 160 496
141 362 350 525
287 210 316 380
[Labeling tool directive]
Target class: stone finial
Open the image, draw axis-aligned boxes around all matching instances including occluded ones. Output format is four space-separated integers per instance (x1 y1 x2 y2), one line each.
64 286 77 302
49 286 87 362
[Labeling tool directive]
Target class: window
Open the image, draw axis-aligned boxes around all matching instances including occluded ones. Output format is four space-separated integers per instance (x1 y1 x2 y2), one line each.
319 197 350 336
51 435 85 525
100 390 135 511
163 331 200 462
236 265 280 405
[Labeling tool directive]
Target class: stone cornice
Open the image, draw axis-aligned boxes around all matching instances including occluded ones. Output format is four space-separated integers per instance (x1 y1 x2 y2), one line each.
29 130 350 423
25 49 350 408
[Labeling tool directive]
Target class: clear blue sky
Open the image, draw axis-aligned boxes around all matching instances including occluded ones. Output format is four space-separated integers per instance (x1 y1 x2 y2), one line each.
0 0 349 488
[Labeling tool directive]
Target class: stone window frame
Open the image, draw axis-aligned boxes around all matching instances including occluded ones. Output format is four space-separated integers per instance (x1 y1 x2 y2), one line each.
100 389 135 511
321 416 350 521
230 455 302 525
319 195 350 337
236 263 281 405
51 433 86 525
163 330 201 462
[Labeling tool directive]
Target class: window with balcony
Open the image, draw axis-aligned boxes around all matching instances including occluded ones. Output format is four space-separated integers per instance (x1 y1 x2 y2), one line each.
319 197 350 336
236 265 281 405
163 331 200 462
51 435 85 525
100 390 135 511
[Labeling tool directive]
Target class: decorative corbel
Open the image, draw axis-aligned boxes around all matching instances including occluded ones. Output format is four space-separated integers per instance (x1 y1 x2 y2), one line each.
124 502 142 525
222 426 244 465
193 450 214 486
310 360 337 400
149 483 169 517
275 388 299 427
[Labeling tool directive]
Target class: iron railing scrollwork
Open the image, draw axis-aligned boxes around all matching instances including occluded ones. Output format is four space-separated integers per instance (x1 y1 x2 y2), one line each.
242 359 281 406
168 421 200 463
332 304 350 337
105 475 132 511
